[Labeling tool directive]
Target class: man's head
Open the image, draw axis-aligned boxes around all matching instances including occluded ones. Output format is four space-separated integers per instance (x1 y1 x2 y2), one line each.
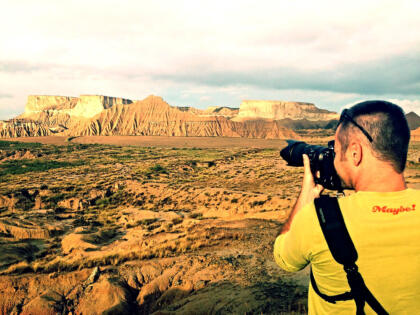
333 100 410 188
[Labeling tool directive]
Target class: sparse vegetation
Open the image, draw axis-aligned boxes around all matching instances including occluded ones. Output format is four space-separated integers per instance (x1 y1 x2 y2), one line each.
188 212 203 219
0 140 42 150
82 228 119 246
149 164 168 174
0 159 82 176
138 218 159 226
0 138 417 314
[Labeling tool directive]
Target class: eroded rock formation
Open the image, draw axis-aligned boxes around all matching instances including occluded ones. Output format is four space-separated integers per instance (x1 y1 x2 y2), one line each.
0 94 342 139
406 112 420 130
235 100 339 121
22 94 132 119
61 96 295 139
179 106 239 118
23 95 78 114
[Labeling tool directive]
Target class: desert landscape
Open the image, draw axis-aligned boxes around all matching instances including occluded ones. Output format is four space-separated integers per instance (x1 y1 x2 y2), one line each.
2 2 420 313
0 96 419 315
0 134 418 315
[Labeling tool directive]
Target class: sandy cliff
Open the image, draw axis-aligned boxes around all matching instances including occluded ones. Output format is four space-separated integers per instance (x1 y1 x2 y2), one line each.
64 95 296 139
22 95 133 119
235 100 339 121
0 119 51 137
69 95 133 118
0 94 344 139
23 95 78 115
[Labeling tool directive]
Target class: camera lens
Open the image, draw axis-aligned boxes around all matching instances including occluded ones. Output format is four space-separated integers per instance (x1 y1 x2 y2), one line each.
280 139 342 191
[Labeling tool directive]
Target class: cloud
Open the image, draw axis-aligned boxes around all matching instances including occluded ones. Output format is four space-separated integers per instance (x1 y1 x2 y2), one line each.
1 1 420 71
151 51 420 95
199 95 211 101
0 61 42 73
341 99 420 115
387 99 420 115
0 1 420 119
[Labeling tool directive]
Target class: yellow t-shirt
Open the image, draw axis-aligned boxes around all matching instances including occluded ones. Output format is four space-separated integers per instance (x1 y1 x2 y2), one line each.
273 188 420 314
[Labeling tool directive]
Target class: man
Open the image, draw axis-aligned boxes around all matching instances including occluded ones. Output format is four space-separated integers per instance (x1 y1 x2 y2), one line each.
273 100 420 314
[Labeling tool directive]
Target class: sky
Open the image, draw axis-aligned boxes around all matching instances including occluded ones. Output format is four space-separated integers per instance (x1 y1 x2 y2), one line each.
1 0 420 119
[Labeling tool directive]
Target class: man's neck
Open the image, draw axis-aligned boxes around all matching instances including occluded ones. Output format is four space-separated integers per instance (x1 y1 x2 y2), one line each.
354 165 407 192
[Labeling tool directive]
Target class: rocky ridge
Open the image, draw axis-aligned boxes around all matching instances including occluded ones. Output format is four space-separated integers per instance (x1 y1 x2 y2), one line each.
22 95 132 119
234 100 339 121
178 106 239 118
406 112 420 130
0 94 340 139
63 96 297 138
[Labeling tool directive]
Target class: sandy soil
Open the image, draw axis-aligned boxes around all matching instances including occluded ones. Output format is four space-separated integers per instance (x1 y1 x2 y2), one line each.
4 135 418 148
0 136 418 314
1 136 292 148
0 140 312 314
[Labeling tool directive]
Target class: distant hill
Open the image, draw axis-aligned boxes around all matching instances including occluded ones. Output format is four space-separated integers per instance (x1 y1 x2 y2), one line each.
278 112 419 131
4 94 417 139
406 112 420 130
0 95 300 139
275 118 338 130
234 100 338 121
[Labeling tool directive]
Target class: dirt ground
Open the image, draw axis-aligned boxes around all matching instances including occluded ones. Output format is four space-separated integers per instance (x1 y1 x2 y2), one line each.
0 136 418 314
1 135 293 148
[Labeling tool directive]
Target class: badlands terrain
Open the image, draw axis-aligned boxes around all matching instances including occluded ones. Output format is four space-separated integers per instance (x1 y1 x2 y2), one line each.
0 95 419 314
0 134 419 315
0 94 339 139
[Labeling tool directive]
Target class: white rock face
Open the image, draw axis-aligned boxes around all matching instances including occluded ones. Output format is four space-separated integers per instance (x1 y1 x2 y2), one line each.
235 100 339 121
24 95 78 115
23 95 132 119
67 95 132 118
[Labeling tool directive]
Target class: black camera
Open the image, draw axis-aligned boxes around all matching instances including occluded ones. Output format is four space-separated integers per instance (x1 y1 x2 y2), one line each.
280 140 342 191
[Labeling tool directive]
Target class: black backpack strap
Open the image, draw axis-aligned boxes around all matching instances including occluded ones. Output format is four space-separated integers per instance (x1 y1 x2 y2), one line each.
314 196 358 264
313 195 389 315
344 263 389 315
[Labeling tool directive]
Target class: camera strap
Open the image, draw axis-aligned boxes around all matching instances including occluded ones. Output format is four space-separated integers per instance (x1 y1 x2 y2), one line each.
312 195 389 315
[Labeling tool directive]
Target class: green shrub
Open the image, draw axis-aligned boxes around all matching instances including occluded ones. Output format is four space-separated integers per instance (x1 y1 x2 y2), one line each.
83 229 118 245
250 200 266 207
148 164 168 174
189 212 203 219
0 140 41 150
171 217 183 225
95 198 110 207
137 218 159 226
0 159 82 176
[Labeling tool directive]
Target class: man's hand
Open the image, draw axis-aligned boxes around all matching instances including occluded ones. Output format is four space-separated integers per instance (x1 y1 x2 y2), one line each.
299 154 325 207
280 154 324 234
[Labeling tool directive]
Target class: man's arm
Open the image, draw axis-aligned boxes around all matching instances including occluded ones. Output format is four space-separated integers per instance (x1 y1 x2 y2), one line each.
280 154 324 234
273 154 325 272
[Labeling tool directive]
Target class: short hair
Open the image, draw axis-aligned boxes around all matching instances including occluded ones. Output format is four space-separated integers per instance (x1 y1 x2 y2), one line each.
337 100 410 173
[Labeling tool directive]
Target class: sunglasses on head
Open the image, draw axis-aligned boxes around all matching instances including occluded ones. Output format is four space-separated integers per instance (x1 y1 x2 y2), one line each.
338 109 373 143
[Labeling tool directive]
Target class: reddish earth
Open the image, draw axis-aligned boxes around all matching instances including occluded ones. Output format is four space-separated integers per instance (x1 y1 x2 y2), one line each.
1 136 292 148
0 136 418 314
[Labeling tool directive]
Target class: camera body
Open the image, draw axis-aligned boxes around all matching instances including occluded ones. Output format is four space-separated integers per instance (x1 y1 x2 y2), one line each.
280 140 342 191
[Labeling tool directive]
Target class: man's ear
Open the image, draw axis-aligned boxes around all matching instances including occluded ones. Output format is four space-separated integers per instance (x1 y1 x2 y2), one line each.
348 141 362 166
